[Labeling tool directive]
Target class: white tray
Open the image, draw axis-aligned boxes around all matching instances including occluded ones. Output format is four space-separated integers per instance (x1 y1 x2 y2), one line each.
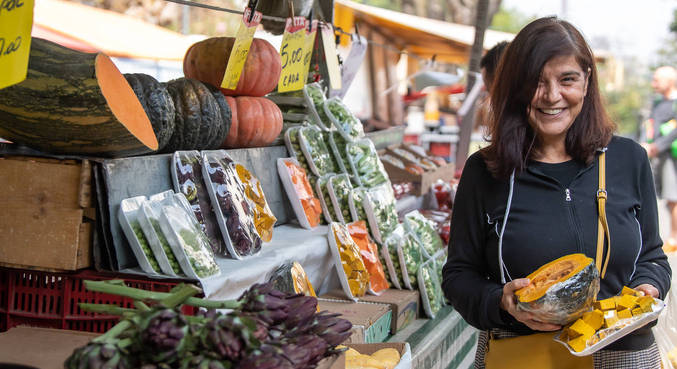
553 299 666 356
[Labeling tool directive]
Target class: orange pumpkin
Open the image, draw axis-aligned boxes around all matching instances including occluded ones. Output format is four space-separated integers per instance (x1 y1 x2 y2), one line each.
222 96 283 148
183 37 281 97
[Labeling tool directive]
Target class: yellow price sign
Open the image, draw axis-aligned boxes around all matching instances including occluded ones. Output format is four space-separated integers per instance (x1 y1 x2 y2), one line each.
321 24 342 91
221 7 261 90
277 16 308 93
0 0 34 90
300 20 317 85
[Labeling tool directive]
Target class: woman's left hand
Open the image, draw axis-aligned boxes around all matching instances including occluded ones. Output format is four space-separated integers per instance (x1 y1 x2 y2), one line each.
634 283 659 298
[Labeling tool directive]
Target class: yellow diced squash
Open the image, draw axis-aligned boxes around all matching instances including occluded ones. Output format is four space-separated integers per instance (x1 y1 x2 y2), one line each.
621 286 639 296
604 310 619 328
569 319 596 338
638 296 655 313
594 298 616 311
568 335 589 352
631 307 644 316
617 294 638 310
617 308 633 320
581 310 604 331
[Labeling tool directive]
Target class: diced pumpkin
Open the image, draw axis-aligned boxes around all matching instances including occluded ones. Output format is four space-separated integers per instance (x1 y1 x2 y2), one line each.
568 335 589 353
621 286 639 296
631 307 644 316
569 319 595 338
603 310 619 328
617 309 633 320
581 310 604 331
617 294 638 310
594 298 616 311
638 296 656 312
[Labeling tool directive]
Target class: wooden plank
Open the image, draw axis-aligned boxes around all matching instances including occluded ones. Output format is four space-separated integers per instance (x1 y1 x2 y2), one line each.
384 45 404 126
367 26 390 123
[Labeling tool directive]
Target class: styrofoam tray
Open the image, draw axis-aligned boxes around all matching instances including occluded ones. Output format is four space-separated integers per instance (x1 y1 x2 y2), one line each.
118 196 161 275
553 299 666 356
277 158 317 229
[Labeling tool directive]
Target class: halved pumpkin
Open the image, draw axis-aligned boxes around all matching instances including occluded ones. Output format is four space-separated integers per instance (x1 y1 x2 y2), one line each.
515 253 600 325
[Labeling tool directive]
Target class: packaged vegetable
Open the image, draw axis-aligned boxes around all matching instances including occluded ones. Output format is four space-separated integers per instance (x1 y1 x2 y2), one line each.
298 126 339 177
418 252 445 318
235 163 277 242
346 139 390 188
315 173 337 224
303 82 332 131
277 158 323 229
419 209 452 245
397 231 425 290
323 96 365 141
138 191 184 276
403 210 445 259
158 204 220 279
118 196 161 275
328 222 370 300
202 150 262 259
382 226 406 289
327 173 354 224
363 183 400 244
348 187 369 224
328 130 352 175
171 150 225 255
284 126 313 174
347 221 390 294
268 261 318 299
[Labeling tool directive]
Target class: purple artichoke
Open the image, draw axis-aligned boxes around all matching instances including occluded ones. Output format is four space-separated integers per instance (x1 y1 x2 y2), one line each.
64 342 131 369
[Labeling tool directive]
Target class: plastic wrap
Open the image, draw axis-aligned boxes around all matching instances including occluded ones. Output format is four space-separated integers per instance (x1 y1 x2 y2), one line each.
277 158 322 229
235 163 277 242
346 139 390 188
118 196 161 275
328 130 352 176
397 231 425 290
419 209 452 245
268 261 318 299
159 205 220 279
403 210 445 259
323 96 365 141
363 183 400 244
328 222 370 301
138 191 183 276
348 187 368 224
284 126 313 174
303 82 332 131
327 173 353 224
171 151 225 255
382 226 406 290
298 125 339 176
202 150 262 259
315 173 337 224
418 255 445 318
347 220 389 295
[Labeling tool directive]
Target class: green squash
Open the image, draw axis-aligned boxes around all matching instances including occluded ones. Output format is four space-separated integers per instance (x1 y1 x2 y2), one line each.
124 73 175 152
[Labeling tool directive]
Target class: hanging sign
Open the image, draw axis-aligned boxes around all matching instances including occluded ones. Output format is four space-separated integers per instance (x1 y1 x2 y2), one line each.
221 6 261 90
300 19 318 85
331 33 367 99
0 0 34 90
277 16 308 93
320 23 342 91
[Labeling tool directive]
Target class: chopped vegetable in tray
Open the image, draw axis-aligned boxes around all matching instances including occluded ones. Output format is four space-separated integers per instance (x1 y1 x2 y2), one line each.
323 97 365 141
347 221 389 294
299 126 339 176
235 164 277 242
330 223 369 298
279 158 323 228
346 139 390 188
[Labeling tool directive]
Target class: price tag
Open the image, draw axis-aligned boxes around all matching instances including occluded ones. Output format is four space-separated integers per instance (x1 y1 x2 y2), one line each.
277 16 308 93
0 0 34 90
321 24 342 91
300 20 318 85
221 7 261 90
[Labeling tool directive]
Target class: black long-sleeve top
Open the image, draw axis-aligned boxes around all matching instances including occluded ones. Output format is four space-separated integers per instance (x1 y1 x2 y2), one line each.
442 136 671 351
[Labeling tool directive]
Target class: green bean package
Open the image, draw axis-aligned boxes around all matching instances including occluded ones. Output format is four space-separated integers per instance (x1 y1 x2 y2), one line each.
118 196 162 275
348 187 368 224
159 205 220 279
346 139 390 188
327 173 353 224
138 191 184 276
328 131 352 176
322 131 347 175
382 225 406 289
298 126 338 177
323 97 365 142
303 82 333 131
284 126 313 174
362 183 400 244
171 151 225 255
315 173 337 224
202 150 262 259
417 253 445 318
403 210 445 259
397 231 425 290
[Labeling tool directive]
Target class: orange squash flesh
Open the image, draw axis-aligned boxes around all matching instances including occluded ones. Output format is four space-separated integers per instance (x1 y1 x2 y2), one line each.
515 253 593 303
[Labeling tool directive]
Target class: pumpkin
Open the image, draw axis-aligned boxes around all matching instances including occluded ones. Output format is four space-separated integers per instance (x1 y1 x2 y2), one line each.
183 37 281 97
221 96 283 149
0 38 157 157
124 73 176 152
204 83 232 149
163 78 230 152
515 253 600 325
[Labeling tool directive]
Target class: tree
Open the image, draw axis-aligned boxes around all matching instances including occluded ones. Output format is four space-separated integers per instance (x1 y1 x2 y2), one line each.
489 5 536 33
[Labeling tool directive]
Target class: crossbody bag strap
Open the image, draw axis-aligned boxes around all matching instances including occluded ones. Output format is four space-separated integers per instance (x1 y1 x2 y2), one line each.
596 151 611 278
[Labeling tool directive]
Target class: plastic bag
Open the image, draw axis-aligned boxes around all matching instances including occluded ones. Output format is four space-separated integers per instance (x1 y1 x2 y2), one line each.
268 261 318 299
202 150 262 259
328 222 370 301
346 139 390 188
118 196 161 275
303 82 333 131
138 191 184 276
398 231 425 290
382 226 406 290
347 220 389 294
323 96 365 141
363 183 400 244
348 187 368 224
298 125 339 177
315 173 337 224
159 204 220 279
235 163 277 242
171 150 225 255
328 130 352 175
277 158 323 229
403 210 445 259
327 173 353 224
418 250 447 318
284 126 313 174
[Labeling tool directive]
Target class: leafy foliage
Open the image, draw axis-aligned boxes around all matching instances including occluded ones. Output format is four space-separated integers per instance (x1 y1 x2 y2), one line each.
489 5 536 34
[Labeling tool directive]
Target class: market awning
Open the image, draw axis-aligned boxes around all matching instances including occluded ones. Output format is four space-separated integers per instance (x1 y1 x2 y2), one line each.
32 0 201 60
334 0 514 64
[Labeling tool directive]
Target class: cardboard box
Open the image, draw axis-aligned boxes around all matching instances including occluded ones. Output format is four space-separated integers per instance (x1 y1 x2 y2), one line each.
321 289 419 334
0 327 98 368
346 342 412 369
318 298 392 344
0 156 93 271
316 352 346 369
381 146 455 196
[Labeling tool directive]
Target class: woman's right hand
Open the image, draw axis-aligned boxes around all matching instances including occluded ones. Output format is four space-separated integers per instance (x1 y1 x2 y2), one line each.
500 278 562 331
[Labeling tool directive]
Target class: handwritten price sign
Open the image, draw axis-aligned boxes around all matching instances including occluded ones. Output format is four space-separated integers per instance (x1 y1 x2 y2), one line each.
301 20 317 86
0 0 34 90
277 16 308 93
221 7 261 90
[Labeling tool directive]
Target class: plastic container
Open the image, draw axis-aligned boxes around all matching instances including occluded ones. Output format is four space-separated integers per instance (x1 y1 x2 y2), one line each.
303 82 333 131
118 196 162 275
138 191 183 276
284 126 313 174
171 150 225 255
403 210 445 259
327 223 370 301
298 126 338 177
348 187 369 224
418 252 446 318
363 183 400 244
202 150 262 259
315 173 337 224
267 261 318 299
346 139 390 188
327 130 351 175
382 226 405 290
234 163 277 243
327 173 353 224
397 231 425 290
277 158 323 229
347 221 389 295
323 96 365 141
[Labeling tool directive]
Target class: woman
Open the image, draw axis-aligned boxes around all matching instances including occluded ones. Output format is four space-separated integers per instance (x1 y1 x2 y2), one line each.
442 17 671 369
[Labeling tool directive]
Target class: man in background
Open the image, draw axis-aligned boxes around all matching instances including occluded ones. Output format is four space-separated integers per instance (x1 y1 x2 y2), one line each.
642 66 677 251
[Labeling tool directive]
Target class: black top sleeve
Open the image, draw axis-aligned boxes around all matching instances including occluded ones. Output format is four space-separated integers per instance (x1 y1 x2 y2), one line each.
442 153 513 330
